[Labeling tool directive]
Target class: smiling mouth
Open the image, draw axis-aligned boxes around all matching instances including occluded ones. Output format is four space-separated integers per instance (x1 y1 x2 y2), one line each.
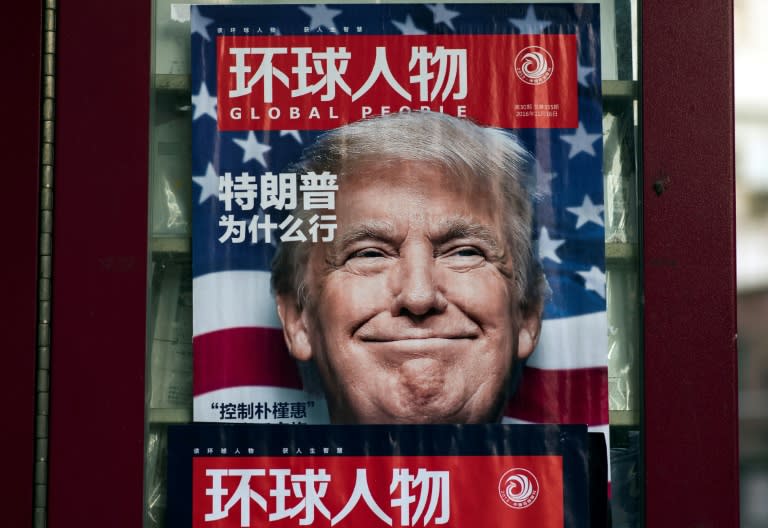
361 335 478 342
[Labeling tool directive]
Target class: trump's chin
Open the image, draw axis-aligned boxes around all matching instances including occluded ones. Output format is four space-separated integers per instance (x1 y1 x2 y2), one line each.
324 354 506 424
326 365 505 425
331 397 501 425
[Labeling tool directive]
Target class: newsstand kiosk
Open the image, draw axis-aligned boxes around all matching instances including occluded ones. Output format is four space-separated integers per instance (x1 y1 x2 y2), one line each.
4 1 737 526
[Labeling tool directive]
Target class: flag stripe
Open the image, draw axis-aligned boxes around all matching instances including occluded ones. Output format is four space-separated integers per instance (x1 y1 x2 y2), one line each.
505 366 608 424
193 270 281 337
529 312 607 370
193 326 302 395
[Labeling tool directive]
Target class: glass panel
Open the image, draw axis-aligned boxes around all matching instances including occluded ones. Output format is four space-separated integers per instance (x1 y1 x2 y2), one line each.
145 1 642 526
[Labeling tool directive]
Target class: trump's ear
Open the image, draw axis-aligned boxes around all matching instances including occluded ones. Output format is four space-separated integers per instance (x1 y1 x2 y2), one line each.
276 294 313 361
517 305 543 361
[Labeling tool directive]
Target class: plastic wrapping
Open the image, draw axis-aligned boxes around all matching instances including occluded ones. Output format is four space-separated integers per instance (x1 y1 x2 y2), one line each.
145 426 169 528
146 2 643 527
603 107 640 414
149 256 193 410
151 118 193 237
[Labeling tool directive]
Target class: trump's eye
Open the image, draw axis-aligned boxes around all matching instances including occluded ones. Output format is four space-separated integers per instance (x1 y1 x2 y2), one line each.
440 245 487 270
451 247 483 257
343 246 391 273
348 248 387 260
444 246 484 258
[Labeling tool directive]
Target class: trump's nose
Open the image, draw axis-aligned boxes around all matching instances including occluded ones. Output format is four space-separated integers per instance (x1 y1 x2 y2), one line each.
390 248 448 317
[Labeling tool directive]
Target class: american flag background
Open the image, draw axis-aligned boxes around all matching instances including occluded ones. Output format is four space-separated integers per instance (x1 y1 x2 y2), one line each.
190 2 606 445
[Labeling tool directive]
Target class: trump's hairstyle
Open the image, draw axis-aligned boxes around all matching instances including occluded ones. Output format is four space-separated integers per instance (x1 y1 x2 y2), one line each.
271 111 546 314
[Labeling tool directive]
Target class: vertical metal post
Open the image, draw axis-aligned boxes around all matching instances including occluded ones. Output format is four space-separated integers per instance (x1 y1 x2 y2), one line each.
35 1 56 526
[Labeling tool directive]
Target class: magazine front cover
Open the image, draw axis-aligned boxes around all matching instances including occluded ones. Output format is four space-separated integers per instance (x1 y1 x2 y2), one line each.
190 3 606 433
166 423 593 527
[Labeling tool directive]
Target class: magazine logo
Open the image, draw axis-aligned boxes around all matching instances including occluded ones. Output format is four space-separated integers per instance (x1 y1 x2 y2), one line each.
216 35 578 130
514 46 554 85
498 468 539 509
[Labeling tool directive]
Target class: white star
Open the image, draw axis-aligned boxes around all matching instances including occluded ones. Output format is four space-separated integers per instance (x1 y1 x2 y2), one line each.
577 266 606 299
578 63 595 87
538 227 565 264
566 195 604 228
392 15 427 35
233 132 271 167
533 159 557 196
426 4 461 31
509 6 552 34
280 130 303 144
191 6 214 41
192 163 219 204
191 82 217 121
560 122 601 159
299 5 342 30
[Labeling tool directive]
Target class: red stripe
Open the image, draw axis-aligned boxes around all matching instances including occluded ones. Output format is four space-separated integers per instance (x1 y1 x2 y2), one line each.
194 327 303 395
505 366 608 425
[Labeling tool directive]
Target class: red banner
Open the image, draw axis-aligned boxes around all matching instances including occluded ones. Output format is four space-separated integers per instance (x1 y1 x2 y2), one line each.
193 455 563 527
217 34 577 130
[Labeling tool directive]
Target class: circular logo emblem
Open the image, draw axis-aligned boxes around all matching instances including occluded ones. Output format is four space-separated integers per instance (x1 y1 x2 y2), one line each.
498 468 540 509
514 46 554 85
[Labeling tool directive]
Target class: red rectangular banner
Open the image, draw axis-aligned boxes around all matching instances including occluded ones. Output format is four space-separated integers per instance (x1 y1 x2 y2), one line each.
193 455 563 527
216 34 577 130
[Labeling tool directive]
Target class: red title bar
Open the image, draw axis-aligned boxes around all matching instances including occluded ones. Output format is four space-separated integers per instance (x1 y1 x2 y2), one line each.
216 34 577 130
193 455 563 527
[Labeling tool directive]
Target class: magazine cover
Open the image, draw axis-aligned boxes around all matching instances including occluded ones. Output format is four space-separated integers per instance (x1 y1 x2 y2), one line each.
190 3 606 434
166 423 592 527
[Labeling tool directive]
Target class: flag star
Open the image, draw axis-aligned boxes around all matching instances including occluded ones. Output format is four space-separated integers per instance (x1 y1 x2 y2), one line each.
233 132 271 167
560 122 602 159
567 195 604 228
299 5 343 30
577 266 606 299
191 6 214 41
191 82 217 121
426 4 461 31
533 159 557 196
538 227 565 263
280 130 303 144
192 163 219 204
509 5 552 34
392 15 427 35
577 63 595 87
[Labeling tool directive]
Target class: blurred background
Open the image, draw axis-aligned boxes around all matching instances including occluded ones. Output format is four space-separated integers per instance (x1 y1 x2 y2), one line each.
735 1 768 526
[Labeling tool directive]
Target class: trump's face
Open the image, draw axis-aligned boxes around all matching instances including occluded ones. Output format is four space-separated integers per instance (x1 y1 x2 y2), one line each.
277 160 541 424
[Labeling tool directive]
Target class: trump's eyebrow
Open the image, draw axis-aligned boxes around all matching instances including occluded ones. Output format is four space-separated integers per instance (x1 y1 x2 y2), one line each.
325 217 506 262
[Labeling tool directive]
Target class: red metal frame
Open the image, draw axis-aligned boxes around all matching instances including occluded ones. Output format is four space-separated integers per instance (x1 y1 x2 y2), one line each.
47 2 151 527
45 1 738 527
2 3 42 527
642 0 738 526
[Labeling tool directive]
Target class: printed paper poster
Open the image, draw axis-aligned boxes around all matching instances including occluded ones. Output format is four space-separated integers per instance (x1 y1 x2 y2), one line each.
191 3 606 435
166 423 591 527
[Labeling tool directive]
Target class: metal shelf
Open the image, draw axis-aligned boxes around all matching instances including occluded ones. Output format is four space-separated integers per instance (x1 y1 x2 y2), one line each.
151 236 191 254
602 80 637 100
606 242 638 265
609 409 640 427
149 407 192 424
155 73 189 93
